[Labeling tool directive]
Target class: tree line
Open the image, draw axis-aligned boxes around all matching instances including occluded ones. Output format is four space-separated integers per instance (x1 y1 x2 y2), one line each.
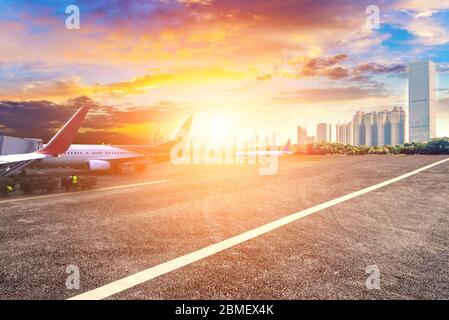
296 138 449 155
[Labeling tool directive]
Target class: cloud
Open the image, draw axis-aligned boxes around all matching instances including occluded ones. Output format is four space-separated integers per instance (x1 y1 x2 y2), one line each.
0 100 80 140
0 66 245 101
0 0 374 68
395 0 449 12
405 17 449 45
256 74 272 81
0 96 188 144
268 54 406 82
292 54 348 78
437 63 449 73
274 85 391 104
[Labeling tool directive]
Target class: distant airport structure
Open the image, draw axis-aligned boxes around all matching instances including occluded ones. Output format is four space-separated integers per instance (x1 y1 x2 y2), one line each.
316 123 331 143
336 107 406 146
0 135 42 155
408 61 436 142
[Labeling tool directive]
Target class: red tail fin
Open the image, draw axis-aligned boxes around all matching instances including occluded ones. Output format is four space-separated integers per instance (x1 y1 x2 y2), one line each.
37 106 89 156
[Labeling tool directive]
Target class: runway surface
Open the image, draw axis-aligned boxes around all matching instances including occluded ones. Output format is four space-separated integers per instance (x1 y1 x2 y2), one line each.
1 155 449 299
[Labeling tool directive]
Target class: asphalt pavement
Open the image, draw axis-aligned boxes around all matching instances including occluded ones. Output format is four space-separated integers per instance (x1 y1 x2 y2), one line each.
1 155 448 299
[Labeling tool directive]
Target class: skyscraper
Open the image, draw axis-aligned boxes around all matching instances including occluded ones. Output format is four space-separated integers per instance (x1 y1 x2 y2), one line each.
399 107 406 145
376 111 388 146
345 122 353 145
336 122 353 145
352 111 365 146
297 126 308 145
363 112 377 146
317 123 331 143
387 107 405 146
408 61 436 142
336 123 345 144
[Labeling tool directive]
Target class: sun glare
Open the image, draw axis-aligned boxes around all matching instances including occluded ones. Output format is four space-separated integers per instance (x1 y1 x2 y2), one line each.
190 113 237 147
210 116 231 139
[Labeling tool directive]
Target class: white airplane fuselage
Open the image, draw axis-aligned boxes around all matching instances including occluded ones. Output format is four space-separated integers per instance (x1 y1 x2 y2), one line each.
30 116 193 172
33 144 141 170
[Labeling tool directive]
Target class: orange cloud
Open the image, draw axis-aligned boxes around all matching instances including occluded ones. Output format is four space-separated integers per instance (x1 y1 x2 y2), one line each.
0 67 246 101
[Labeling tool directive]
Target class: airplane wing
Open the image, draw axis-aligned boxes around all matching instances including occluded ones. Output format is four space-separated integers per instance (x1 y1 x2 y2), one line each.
0 106 89 177
100 154 170 170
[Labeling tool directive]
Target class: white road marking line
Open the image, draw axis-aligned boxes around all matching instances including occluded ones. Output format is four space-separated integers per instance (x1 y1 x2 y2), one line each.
0 180 171 204
69 157 449 300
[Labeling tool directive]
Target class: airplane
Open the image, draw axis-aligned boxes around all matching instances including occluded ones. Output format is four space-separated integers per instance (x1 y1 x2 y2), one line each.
234 139 292 158
31 116 193 173
0 106 90 177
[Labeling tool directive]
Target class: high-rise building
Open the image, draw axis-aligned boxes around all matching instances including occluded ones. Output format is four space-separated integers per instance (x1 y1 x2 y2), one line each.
336 123 344 144
352 111 365 146
336 122 353 145
345 122 353 145
363 112 377 146
346 107 406 146
376 111 388 146
317 123 331 142
408 61 436 142
297 126 308 145
399 107 406 145
387 106 406 145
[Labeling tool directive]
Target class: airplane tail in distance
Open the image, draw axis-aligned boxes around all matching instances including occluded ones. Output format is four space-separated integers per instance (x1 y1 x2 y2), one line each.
281 139 291 152
155 116 193 148
37 106 90 156
170 116 193 141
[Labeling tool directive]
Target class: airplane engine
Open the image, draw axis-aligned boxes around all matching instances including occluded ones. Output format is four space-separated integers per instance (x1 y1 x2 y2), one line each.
87 160 111 171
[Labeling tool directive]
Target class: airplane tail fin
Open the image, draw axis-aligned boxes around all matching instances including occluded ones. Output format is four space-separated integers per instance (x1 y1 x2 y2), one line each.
37 106 90 156
154 116 193 149
170 116 193 141
281 139 291 152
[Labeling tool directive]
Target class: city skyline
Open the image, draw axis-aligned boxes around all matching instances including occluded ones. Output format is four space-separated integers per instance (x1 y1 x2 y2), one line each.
335 107 406 146
298 60 439 146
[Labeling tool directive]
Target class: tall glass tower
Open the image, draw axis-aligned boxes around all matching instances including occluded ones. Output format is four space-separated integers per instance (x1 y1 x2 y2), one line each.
408 61 436 142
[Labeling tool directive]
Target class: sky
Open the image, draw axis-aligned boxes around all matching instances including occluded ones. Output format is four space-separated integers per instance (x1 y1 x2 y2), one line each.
0 0 448 144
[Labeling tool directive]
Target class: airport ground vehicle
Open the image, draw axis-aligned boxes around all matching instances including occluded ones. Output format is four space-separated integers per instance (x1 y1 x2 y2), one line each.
0 175 98 197
61 176 97 191
0 178 15 197
20 178 60 195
